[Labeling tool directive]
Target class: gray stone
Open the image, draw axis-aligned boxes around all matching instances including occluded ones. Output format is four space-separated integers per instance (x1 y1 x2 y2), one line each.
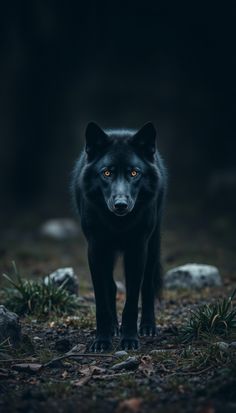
215 342 229 352
44 267 79 295
164 263 222 290
40 219 79 240
0 305 21 345
114 350 128 357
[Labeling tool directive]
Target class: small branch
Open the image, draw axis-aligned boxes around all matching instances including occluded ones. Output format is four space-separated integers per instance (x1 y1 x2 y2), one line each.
166 365 213 378
0 358 37 363
92 372 133 380
44 352 115 367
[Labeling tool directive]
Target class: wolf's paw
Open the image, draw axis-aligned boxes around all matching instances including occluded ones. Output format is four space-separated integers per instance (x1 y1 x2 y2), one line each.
120 335 139 350
90 337 112 353
139 323 157 337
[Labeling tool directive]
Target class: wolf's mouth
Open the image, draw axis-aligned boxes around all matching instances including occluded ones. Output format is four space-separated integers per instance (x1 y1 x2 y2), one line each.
113 209 130 217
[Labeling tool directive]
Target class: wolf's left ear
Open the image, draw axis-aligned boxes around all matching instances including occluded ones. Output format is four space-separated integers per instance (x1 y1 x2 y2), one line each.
131 122 157 159
85 122 109 160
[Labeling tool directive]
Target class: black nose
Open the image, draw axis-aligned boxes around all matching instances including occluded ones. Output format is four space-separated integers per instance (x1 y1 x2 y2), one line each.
114 200 128 212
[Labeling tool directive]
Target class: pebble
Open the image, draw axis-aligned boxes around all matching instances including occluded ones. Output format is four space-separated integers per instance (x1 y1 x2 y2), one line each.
114 350 128 357
0 305 21 346
40 218 79 240
215 341 229 352
44 267 79 295
164 263 222 289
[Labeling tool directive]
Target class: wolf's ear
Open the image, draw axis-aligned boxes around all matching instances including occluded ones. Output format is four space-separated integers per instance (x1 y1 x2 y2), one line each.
85 122 109 159
131 122 157 159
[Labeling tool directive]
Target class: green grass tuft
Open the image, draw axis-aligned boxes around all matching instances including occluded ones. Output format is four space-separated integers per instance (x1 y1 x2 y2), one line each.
180 290 236 342
2 262 79 317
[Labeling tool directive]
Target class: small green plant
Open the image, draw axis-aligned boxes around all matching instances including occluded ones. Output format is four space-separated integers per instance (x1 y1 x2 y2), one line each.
2 262 79 316
180 290 236 343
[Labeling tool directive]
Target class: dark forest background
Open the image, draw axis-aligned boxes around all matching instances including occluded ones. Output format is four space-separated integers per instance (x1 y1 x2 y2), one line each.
0 1 235 223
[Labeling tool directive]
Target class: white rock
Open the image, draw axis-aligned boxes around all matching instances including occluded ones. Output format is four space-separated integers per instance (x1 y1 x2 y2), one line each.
33 336 42 342
44 267 79 295
164 263 222 289
40 219 79 240
0 305 21 345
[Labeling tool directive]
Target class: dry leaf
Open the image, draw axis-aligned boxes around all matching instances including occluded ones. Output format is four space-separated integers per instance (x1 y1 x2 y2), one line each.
68 344 86 354
115 398 143 413
80 365 106 376
138 355 154 377
27 378 39 385
62 370 69 379
198 405 215 413
74 365 106 387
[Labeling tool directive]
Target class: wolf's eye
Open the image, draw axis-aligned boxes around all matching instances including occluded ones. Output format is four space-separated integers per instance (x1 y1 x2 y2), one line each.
130 170 138 177
103 169 112 177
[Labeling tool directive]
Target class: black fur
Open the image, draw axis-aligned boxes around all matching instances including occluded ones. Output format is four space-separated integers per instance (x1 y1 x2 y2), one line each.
71 122 167 351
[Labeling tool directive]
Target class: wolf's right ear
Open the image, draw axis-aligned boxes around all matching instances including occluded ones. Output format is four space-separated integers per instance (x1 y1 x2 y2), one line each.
85 122 109 160
131 122 157 160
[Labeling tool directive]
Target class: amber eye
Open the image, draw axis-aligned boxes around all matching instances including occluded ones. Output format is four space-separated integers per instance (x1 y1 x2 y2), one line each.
103 169 111 177
130 170 138 177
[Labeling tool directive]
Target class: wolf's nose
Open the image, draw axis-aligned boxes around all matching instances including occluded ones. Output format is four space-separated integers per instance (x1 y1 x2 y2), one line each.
114 200 128 212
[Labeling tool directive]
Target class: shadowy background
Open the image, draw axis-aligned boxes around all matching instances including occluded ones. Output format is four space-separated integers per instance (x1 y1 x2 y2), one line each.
0 1 235 280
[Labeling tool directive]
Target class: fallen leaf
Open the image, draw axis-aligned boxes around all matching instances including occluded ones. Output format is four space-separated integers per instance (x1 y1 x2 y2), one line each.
27 378 39 385
73 365 106 387
198 405 215 413
73 375 91 387
80 365 106 376
115 398 143 413
62 370 69 379
138 355 154 377
68 344 86 354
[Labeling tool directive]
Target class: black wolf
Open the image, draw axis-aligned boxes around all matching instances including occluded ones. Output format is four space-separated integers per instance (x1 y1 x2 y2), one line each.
71 122 167 351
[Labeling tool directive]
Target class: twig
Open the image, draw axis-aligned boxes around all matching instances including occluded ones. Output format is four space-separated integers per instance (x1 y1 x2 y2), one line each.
0 358 37 363
166 365 213 378
44 352 115 367
92 372 133 380
73 371 133 386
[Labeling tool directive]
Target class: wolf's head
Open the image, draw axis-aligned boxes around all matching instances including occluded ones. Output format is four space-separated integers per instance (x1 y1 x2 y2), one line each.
83 122 161 216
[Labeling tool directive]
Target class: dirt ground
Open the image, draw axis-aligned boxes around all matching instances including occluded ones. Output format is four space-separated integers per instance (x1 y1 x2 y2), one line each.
0 200 235 413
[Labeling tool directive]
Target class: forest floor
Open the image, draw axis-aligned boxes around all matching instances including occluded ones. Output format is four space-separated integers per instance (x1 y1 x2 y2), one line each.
0 200 235 413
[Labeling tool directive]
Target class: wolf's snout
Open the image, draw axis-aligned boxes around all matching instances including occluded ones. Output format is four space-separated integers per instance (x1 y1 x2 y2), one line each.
112 196 129 216
114 199 128 212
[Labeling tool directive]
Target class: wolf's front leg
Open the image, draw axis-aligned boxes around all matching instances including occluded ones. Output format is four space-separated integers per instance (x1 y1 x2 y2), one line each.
121 241 147 350
88 241 115 352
